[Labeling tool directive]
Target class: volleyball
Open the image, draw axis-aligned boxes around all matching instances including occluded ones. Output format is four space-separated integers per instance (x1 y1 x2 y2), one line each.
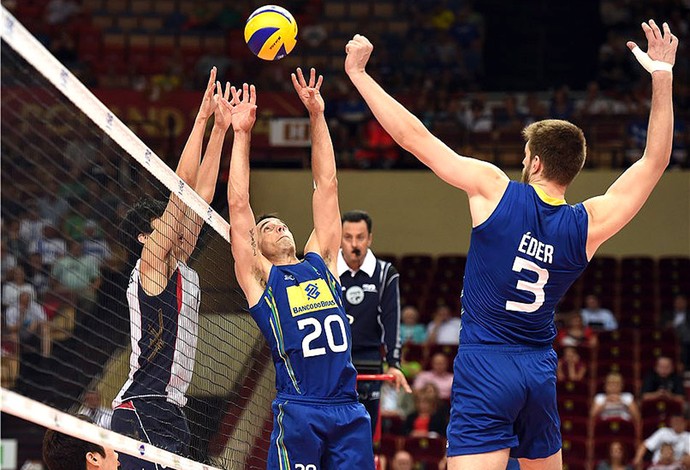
244 5 298 61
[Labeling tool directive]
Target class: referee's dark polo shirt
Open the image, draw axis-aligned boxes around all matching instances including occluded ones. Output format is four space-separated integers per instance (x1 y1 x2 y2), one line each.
337 249 401 370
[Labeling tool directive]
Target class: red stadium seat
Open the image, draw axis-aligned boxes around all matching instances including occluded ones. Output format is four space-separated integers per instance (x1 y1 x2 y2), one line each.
561 436 588 462
561 415 589 438
592 418 636 441
403 436 446 461
558 396 590 419
557 380 590 399
377 434 400 459
640 398 684 419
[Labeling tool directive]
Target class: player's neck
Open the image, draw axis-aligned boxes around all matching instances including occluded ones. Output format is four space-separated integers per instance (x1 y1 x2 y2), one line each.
270 250 299 266
529 179 567 201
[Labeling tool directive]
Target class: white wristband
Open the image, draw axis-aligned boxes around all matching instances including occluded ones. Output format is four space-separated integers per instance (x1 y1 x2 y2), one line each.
631 46 673 74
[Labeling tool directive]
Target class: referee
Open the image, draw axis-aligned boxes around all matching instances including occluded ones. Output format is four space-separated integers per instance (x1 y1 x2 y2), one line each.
338 210 411 435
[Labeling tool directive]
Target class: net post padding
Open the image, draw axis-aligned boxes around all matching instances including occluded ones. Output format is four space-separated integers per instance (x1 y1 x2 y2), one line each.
0 388 223 470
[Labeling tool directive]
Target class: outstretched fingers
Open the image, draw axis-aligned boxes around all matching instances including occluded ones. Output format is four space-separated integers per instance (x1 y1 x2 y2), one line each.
249 84 256 106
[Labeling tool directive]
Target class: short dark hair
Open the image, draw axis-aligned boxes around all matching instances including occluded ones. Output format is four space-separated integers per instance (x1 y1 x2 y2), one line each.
119 196 167 260
256 213 280 225
342 210 372 233
522 119 586 186
42 415 105 470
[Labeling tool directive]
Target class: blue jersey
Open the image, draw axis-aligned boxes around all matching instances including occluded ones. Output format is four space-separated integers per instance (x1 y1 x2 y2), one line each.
461 182 589 346
250 252 359 402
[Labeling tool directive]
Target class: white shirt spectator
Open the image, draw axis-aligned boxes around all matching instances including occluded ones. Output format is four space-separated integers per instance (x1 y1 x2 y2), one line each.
592 392 635 420
1 251 17 281
30 237 67 266
82 238 112 264
581 308 618 331
645 428 690 464
2 282 36 309
5 299 46 329
426 317 461 345
19 217 48 248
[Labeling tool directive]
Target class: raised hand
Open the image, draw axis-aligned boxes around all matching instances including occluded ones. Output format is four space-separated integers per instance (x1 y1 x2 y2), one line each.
213 81 233 132
197 66 219 120
230 83 257 133
627 19 678 69
344 34 373 76
291 67 324 115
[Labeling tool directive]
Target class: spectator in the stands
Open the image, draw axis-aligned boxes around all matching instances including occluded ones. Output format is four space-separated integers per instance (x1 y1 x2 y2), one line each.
556 311 599 348
5 292 49 391
640 356 685 405
3 218 27 262
595 440 633 470
19 200 48 249
662 295 690 370
400 305 427 345
460 97 493 133
390 450 415 470
549 85 575 121
426 304 461 345
36 178 69 227
335 90 369 144
590 372 640 426
62 199 89 242
404 383 448 438
81 220 111 266
632 413 690 468
44 0 80 26
2 266 37 310
51 239 101 313
76 389 113 430
1 240 18 283
29 224 66 269
413 352 453 400
576 81 612 117
354 118 400 169
557 346 587 382
581 294 618 332
493 94 528 134
26 252 50 300
648 443 685 470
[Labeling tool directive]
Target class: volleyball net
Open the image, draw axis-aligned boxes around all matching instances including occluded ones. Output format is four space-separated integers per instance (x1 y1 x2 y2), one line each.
1 6 275 469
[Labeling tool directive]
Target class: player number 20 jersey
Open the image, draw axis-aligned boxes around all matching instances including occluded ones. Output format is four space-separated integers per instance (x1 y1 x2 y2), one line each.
250 252 358 402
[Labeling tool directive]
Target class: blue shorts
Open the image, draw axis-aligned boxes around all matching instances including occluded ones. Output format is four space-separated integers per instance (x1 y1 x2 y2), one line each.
111 398 190 470
267 394 374 470
447 344 560 459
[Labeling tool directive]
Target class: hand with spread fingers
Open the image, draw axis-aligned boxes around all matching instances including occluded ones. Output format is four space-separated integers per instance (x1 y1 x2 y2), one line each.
291 67 324 115
229 83 257 134
197 66 219 120
627 19 679 73
212 81 233 132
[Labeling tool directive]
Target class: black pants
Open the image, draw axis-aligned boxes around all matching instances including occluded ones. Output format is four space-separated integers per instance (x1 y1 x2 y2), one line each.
353 359 383 437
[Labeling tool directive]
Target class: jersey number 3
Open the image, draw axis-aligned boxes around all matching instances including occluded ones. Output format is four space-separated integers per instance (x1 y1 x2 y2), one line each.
297 314 349 358
506 256 549 313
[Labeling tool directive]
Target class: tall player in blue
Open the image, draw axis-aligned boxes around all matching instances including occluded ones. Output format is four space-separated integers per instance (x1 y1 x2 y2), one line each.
345 21 679 470
227 68 374 469
113 68 233 469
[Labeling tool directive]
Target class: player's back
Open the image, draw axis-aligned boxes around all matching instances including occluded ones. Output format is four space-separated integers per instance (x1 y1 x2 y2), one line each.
250 252 358 402
461 182 589 346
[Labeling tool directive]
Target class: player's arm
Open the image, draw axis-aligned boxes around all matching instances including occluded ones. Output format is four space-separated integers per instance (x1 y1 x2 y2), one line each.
380 265 412 392
292 68 341 275
583 20 678 259
227 83 272 306
344 35 509 207
179 81 234 262
140 68 218 291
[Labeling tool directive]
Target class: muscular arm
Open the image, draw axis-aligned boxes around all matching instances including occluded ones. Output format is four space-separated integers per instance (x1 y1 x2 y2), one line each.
227 84 271 307
141 70 218 293
180 86 234 261
291 69 341 274
584 21 677 259
345 36 508 225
